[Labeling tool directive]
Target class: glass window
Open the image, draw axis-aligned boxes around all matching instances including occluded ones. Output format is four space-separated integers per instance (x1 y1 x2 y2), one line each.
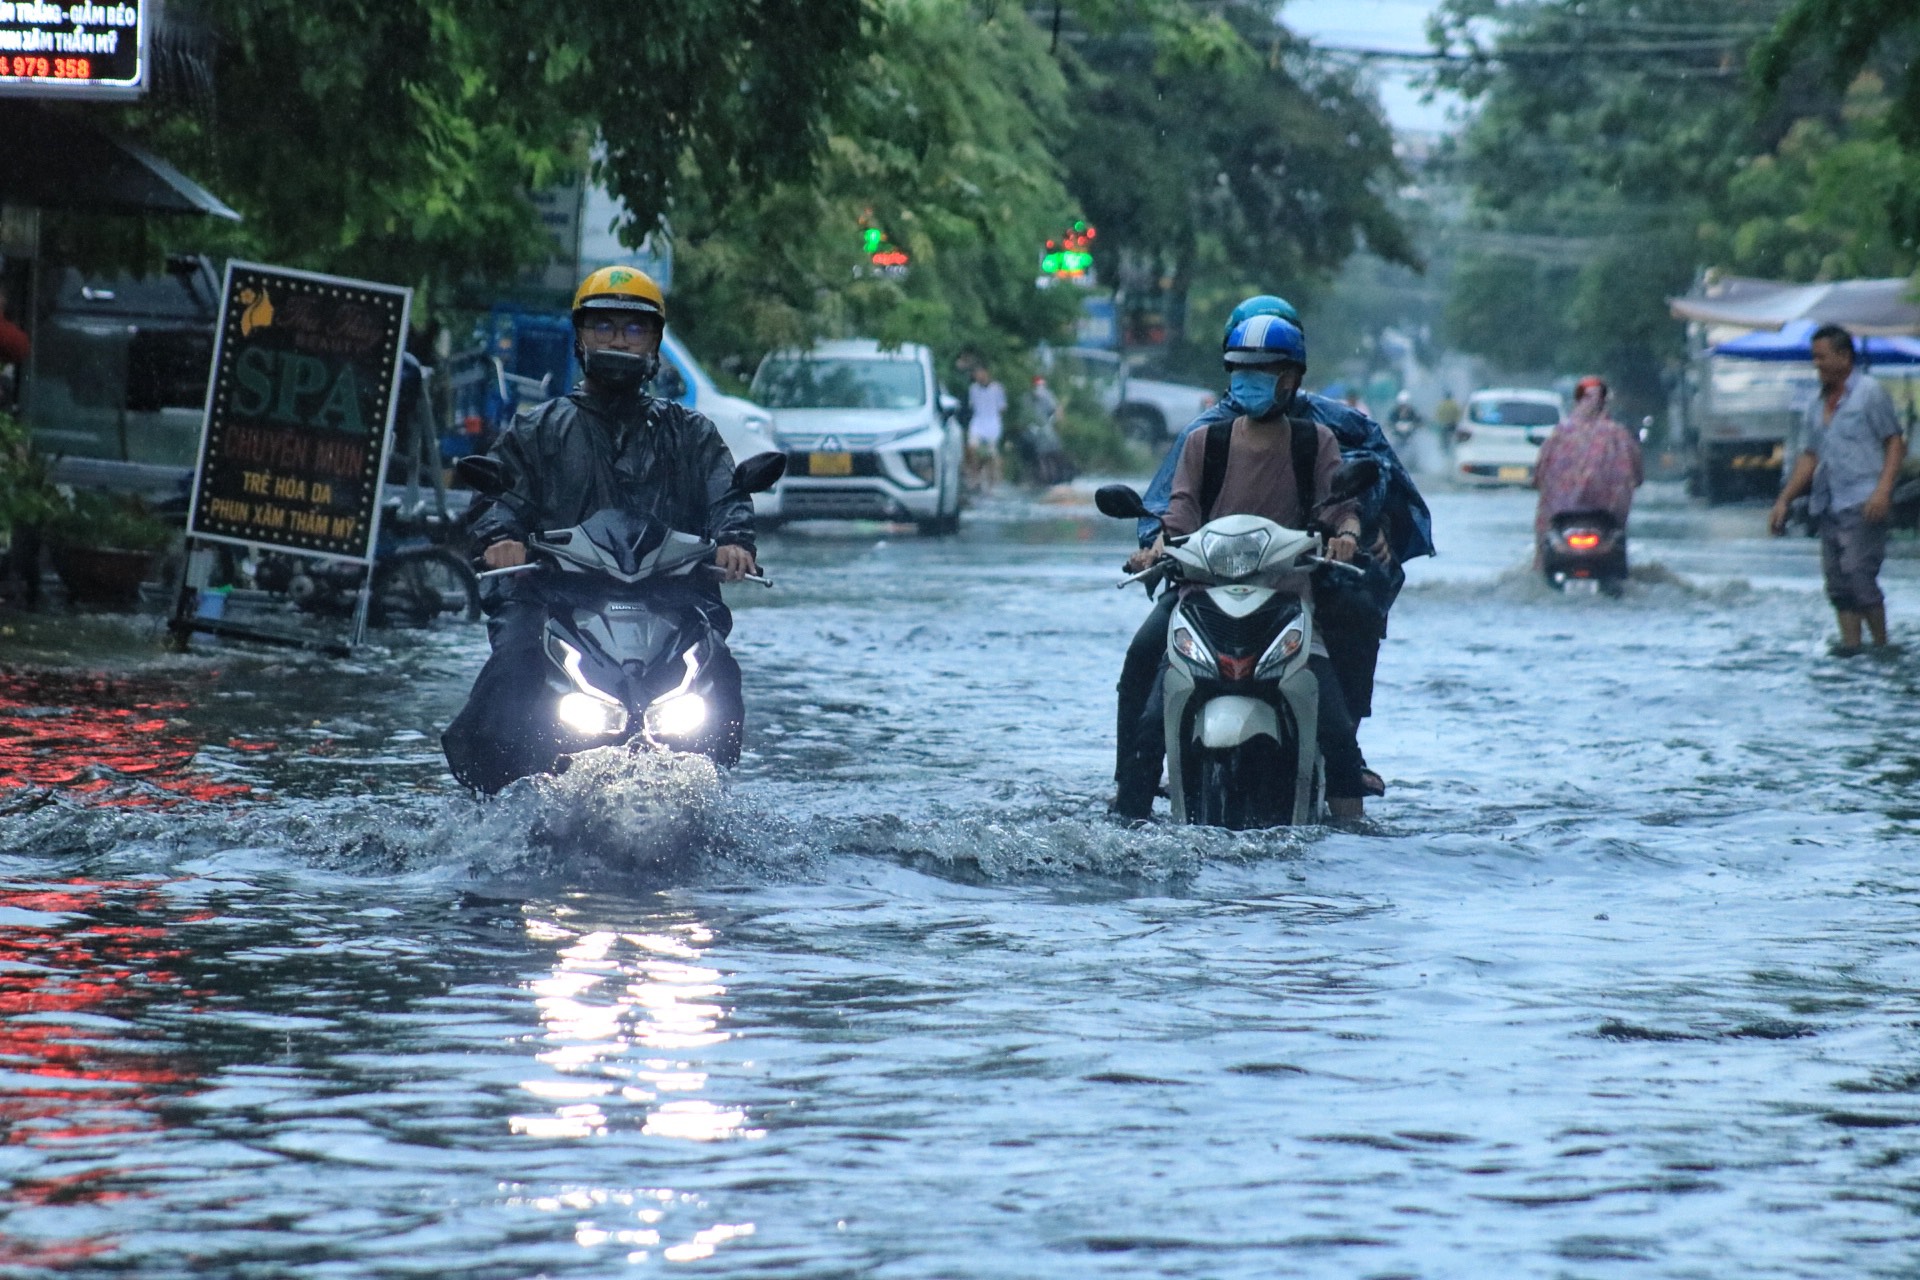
1470 398 1560 426
752 358 926 410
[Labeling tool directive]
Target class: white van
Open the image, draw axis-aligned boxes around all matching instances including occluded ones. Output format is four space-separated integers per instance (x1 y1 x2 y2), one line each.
1455 388 1564 485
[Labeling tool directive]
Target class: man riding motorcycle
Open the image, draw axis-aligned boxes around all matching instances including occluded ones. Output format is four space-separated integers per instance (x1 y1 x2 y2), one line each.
441 266 759 793
1114 295 1434 817
1114 314 1371 820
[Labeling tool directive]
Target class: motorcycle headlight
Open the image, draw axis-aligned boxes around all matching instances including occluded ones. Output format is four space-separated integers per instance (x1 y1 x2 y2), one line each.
642 648 708 741
644 692 709 739
1257 622 1305 676
1171 625 1217 675
900 449 937 485
551 639 629 738
1200 529 1270 579
558 692 629 737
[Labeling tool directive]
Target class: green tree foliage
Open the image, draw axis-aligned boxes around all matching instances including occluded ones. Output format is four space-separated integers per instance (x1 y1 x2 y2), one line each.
1428 0 1856 411
669 0 1081 382
1442 254 1569 374
1063 1 1412 376
1756 0 1920 248
112 0 872 284
1706 76 1920 280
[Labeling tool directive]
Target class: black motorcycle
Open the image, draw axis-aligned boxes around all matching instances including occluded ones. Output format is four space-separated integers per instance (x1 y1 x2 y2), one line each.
450 452 784 789
1541 510 1627 595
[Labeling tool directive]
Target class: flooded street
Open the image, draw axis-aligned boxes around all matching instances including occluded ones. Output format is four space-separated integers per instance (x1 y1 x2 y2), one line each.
5 483 1920 1278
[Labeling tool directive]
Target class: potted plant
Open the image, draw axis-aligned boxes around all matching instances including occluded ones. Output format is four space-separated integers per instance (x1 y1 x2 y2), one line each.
0 411 59 605
45 489 179 608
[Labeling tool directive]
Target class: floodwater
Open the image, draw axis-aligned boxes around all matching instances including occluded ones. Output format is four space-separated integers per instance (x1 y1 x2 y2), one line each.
3 479 1920 1278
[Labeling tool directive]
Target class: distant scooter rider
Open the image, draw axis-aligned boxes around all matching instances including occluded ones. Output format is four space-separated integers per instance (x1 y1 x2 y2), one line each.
1115 315 1370 819
441 266 758 793
1532 375 1642 564
1388 391 1422 447
1115 295 1434 813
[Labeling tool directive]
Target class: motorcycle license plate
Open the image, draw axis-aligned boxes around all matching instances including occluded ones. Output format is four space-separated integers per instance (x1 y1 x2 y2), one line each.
1497 465 1529 482
809 451 854 476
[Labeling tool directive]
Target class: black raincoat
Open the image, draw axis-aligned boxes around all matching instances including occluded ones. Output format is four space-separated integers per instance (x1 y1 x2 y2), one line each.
443 384 754 793
471 385 753 559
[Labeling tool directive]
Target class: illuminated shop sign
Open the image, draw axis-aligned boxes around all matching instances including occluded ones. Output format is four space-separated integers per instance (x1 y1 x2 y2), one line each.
0 0 146 98
188 263 412 563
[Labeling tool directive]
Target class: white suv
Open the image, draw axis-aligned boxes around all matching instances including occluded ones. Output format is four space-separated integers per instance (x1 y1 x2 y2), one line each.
749 340 964 534
1455 387 1564 485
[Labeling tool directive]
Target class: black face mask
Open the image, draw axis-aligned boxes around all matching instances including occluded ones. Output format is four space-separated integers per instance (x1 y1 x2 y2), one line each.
582 347 660 392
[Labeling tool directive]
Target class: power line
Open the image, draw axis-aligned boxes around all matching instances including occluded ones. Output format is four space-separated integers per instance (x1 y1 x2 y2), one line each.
1312 39 1751 62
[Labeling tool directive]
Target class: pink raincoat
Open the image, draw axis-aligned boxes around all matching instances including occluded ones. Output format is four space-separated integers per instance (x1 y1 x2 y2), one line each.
1532 399 1643 545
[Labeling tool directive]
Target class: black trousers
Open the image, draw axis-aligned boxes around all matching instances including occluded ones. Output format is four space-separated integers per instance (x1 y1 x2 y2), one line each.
1113 592 1371 814
442 597 744 794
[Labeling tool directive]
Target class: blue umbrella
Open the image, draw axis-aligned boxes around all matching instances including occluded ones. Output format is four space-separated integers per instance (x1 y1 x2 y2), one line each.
1711 318 1920 365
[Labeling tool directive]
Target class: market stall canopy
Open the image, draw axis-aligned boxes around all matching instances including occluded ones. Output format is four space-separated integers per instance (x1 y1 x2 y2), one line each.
1670 275 1920 336
1711 318 1920 365
0 101 240 220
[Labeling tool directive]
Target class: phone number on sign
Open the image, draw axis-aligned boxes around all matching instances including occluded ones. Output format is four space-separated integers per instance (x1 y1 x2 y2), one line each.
0 56 92 79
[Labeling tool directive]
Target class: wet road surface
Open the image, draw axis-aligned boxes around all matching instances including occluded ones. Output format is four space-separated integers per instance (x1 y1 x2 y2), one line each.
2 481 1920 1277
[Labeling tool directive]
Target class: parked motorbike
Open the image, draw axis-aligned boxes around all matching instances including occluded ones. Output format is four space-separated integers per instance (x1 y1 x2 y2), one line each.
1095 462 1375 829
453 451 784 784
1541 510 1627 595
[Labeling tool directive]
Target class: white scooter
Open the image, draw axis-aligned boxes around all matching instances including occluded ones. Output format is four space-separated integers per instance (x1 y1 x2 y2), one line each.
1096 463 1374 828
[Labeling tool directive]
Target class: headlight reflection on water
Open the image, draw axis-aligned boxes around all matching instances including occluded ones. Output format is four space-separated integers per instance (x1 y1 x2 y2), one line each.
510 915 760 1264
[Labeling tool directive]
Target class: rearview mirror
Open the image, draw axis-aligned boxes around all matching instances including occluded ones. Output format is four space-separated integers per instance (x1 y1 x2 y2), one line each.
454 454 508 496
1326 458 1381 506
1094 484 1151 520
733 451 788 495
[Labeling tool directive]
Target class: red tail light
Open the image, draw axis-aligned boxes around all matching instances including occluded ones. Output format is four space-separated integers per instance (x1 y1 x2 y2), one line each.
1566 532 1602 550
1218 654 1256 681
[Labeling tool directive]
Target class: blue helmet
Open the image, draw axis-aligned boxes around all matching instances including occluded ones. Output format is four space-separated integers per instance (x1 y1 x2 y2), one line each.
1224 295 1300 344
1222 314 1307 367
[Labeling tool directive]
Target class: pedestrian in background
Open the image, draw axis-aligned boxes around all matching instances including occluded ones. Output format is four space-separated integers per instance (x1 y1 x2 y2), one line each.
1433 389 1462 447
1770 324 1907 652
1027 375 1073 486
967 363 1005 491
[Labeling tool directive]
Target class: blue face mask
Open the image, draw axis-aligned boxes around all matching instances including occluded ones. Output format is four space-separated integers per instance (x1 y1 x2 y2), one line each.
1229 370 1283 419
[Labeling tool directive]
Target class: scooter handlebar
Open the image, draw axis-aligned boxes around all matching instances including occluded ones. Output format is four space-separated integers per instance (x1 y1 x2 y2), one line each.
1115 561 1171 591
1305 554 1366 577
476 561 543 581
706 563 774 588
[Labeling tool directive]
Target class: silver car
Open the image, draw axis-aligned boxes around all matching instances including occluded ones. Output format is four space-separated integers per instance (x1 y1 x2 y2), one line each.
749 340 964 534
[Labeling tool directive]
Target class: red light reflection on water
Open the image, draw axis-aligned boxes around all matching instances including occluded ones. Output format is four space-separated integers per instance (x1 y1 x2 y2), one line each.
0 879 203 1263
0 671 250 806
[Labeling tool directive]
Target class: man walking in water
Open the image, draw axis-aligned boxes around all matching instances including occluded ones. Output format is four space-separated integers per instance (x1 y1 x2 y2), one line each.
1770 324 1906 653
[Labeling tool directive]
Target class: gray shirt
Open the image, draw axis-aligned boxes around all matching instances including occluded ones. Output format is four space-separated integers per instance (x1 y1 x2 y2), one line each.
1802 370 1901 516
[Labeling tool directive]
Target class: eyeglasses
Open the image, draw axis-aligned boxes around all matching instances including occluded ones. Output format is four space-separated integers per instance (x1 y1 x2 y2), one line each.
585 316 657 342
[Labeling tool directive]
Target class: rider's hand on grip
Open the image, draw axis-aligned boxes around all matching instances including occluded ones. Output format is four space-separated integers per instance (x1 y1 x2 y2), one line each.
483 540 528 569
714 544 757 583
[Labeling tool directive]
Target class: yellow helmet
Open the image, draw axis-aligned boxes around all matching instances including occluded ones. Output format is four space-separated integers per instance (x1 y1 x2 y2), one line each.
571 265 666 322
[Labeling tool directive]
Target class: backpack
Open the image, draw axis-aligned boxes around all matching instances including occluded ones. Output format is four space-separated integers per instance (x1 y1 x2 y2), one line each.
1196 412 1394 641
1197 414 1320 525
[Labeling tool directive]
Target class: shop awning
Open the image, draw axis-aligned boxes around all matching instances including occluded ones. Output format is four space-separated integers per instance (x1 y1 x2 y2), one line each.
0 100 240 220
1711 318 1920 364
1669 275 1920 336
